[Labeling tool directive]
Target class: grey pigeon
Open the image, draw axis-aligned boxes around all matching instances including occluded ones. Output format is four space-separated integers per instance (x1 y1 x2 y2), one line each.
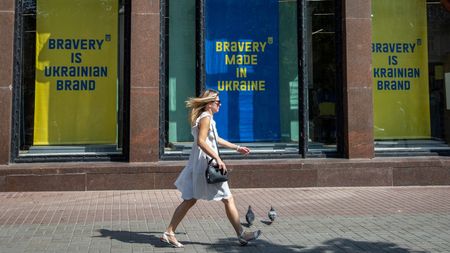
268 206 277 222
245 205 255 226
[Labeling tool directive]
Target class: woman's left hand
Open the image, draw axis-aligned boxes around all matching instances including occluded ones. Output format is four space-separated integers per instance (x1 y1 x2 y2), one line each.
237 146 251 155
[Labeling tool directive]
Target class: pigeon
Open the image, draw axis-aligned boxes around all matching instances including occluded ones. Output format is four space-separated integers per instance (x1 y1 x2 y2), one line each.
245 205 255 226
268 206 277 222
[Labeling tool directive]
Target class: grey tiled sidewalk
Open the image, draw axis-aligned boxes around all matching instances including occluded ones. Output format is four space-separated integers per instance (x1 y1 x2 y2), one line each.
0 186 450 253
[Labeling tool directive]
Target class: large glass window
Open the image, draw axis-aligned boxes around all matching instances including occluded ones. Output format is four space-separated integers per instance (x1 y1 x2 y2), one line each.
163 0 339 157
12 0 129 160
372 0 450 155
306 0 338 152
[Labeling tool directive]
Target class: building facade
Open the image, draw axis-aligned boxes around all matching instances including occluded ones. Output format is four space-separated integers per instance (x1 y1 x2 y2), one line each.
0 0 450 191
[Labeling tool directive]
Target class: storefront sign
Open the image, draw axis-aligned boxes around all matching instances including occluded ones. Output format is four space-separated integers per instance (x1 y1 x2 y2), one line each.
372 0 430 139
205 0 280 142
34 0 118 144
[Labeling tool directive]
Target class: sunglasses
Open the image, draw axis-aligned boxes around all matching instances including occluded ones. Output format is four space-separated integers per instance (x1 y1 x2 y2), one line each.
214 100 221 105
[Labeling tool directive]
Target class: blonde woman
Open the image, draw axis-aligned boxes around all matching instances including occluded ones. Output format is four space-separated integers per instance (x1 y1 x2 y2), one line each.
161 89 261 247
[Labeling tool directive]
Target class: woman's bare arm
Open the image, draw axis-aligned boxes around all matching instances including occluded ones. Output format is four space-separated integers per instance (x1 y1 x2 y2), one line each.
217 137 251 155
197 117 227 170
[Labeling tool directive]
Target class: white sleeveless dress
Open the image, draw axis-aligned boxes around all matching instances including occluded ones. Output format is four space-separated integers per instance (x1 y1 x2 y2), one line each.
174 112 232 201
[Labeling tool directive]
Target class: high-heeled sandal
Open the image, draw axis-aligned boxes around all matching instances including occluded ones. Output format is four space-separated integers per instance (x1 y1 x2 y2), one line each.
238 230 262 246
160 232 184 248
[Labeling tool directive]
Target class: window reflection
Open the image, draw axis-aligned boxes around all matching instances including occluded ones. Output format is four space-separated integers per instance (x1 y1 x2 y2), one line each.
16 0 126 157
373 0 450 154
307 0 337 149
165 0 339 156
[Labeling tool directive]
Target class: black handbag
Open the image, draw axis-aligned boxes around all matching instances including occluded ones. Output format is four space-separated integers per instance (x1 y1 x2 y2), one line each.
205 159 228 184
205 127 228 184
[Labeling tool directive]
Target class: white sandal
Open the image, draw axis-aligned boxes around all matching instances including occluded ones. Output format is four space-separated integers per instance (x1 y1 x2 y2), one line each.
238 230 262 246
160 232 184 248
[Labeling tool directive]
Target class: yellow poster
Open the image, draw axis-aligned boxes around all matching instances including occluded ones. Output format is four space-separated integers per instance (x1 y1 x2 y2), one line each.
34 0 118 145
372 0 430 139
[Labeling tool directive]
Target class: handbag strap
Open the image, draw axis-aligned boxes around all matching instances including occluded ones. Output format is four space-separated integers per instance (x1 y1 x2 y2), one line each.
209 123 221 163
213 126 221 157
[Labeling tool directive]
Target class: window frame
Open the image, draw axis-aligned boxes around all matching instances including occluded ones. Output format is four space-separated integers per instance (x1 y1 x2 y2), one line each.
11 0 131 163
159 0 343 160
372 0 450 157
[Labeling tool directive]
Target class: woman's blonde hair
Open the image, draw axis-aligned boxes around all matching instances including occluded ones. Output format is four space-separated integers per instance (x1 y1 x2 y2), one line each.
186 89 219 126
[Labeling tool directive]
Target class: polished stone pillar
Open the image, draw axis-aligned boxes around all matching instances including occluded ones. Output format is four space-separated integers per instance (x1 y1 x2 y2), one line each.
342 0 374 158
0 0 15 165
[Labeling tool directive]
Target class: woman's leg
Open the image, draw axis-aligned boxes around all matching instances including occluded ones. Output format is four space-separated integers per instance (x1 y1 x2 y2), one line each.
222 196 243 236
166 199 197 233
222 196 262 244
164 199 197 243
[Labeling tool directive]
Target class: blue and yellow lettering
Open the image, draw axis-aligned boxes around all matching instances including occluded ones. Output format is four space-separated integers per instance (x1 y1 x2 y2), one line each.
56 80 96 91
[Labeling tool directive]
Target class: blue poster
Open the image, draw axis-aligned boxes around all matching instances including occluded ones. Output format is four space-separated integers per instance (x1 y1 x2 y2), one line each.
205 0 280 142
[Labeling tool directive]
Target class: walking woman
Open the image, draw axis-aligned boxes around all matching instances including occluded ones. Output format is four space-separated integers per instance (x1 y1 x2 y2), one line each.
161 89 261 247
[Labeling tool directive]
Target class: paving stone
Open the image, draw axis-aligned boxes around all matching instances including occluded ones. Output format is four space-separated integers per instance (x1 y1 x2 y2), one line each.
0 187 450 252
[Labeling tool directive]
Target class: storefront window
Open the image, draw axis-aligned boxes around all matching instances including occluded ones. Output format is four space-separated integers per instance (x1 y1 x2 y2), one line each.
372 0 450 154
306 0 338 152
165 0 196 153
164 0 339 157
13 0 128 160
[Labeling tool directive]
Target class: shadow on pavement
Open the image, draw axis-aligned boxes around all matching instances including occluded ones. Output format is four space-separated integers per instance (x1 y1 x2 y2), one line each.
94 229 190 248
204 237 427 253
95 229 427 252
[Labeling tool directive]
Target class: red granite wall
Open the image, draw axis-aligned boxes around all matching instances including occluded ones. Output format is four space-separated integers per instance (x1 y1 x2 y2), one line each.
0 0 14 165
1 0 450 192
